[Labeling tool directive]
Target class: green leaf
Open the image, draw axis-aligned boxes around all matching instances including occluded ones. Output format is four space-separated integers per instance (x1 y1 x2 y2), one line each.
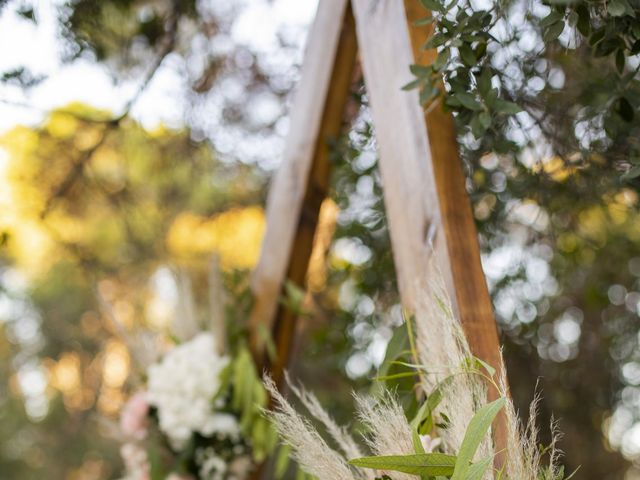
465 456 492 480
377 326 408 377
402 78 424 91
450 397 505 480
280 280 311 316
420 84 440 104
595 38 621 57
576 5 590 36
608 0 628 17
349 453 457 476
419 0 445 13
423 33 447 50
433 49 450 71
147 442 168 480
540 11 563 28
470 114 487 139
494 99 521 115
622 165 640 180
375 371 419 382
274 445 291 479
410 64 432 76
459 44 476 66
411 381 447 434
543 21 564 42
374 325 414 394
471 112 492 138
412 428 426 454
456 92 483 111
477 69 492 97
473 356 496 376
256 323 277 362
413 16 435 26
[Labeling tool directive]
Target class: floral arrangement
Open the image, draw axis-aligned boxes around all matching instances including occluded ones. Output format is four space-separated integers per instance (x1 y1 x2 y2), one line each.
116 331 274 480
264 277 575 480
108 268 277 480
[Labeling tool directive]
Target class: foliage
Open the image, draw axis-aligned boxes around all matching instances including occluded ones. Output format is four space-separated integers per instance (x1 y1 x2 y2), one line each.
407 0 640 182
406 2 521 143
116 331 277 479
0 106 266 479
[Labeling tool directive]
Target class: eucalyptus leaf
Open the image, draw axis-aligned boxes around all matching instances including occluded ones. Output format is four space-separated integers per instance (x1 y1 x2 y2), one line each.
543 21 565 42
540 11 564 28
477 69 492 97
419 0 445 13
414 16 435 26
459 44 476 66
402 78 424 91
456 92 483 111
494 99 521 115
622 165 640 180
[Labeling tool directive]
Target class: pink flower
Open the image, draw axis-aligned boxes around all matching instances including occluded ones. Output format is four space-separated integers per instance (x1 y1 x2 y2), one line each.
120 391 149 440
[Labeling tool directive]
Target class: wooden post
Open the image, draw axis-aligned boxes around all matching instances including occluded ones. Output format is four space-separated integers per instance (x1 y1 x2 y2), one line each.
351 0 506 455
401 0 503 386
248 0 358 382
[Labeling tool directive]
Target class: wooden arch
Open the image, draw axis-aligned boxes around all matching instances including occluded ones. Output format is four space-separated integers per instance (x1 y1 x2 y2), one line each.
248 0 507 452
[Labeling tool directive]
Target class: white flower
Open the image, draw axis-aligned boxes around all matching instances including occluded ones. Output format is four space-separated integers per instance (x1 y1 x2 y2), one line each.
419 434 442 453
197 447 229 480
201 412 241 439
147 333 230 449
119 442 149 480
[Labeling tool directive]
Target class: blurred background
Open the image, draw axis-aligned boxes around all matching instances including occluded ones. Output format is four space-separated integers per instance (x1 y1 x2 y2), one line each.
1 1 640 479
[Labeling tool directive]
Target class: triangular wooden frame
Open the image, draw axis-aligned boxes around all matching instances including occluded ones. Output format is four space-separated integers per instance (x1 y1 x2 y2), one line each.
249 0 507 451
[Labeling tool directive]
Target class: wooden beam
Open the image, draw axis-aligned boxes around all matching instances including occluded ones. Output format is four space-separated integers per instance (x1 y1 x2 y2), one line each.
402 0 508 455
352 0 506 452
248 0 358 382
400 0 504 387
351 0 453 317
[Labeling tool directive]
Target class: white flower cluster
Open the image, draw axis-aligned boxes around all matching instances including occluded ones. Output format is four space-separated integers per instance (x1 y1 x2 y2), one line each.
196 447 252 480
119 443 149 480
147 333 239 449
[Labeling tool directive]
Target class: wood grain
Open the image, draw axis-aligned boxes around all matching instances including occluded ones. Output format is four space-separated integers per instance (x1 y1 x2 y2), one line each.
248 0 358 383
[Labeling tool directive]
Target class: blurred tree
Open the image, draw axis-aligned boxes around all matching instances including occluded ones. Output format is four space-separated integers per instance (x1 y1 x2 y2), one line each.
0 105 265 479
